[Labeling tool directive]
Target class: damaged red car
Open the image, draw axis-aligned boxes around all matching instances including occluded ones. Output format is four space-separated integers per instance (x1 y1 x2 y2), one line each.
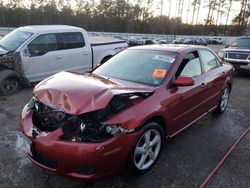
19 45 233 181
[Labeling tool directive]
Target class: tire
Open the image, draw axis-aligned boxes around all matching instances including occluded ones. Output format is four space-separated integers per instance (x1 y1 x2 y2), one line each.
214 85 230 114
127 122 164 175
0 69 22 96
233 64 240 71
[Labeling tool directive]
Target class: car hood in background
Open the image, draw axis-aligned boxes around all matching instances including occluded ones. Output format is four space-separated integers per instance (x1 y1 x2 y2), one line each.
0 48 8 55
33 71 154 115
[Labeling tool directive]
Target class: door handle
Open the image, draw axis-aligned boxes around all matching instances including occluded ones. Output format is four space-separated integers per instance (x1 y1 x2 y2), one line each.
55 56 63 59
82 52 89 55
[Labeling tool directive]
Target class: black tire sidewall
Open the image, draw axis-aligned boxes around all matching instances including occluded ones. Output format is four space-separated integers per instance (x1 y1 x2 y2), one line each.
215 86 230 114
0 70 21 96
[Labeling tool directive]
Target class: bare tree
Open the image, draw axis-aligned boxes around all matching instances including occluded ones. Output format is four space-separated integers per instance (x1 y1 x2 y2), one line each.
195 0 201 24
191 0 199 25
225 0 233 26
186 0 191 23
168 0 172 17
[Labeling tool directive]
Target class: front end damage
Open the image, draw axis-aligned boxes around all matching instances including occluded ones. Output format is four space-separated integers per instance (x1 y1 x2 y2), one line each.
20 78 154 179
19 71 156 179
28 92 151 142
0 52 23 75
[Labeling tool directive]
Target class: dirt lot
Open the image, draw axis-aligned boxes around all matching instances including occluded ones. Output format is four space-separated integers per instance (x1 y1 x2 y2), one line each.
0 45 249 188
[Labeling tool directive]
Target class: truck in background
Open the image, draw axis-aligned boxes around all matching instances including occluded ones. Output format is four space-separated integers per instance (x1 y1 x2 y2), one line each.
0 25 128 95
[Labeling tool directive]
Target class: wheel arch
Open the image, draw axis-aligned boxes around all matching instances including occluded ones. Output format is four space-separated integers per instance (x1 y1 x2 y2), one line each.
227 81 232 91
101 55 113 64
142 115 167 136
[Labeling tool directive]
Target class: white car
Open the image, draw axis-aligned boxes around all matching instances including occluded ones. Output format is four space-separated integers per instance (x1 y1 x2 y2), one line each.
0 25 128 95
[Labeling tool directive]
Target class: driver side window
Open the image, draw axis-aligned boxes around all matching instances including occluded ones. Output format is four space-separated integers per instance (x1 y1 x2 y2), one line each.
175 51 202 78
28 34 58 57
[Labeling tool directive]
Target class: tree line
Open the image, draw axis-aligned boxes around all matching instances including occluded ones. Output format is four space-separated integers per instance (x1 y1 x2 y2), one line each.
0 0 249 36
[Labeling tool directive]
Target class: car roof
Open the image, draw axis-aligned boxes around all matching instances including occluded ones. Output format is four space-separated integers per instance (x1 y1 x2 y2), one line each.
16 25 85 34
128 44 209 53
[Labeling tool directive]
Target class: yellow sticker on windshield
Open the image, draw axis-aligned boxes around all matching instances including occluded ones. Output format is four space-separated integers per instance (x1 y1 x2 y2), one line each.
152 69 166 78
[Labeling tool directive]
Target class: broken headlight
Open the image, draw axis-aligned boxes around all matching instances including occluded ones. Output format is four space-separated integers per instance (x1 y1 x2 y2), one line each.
105 124 135 136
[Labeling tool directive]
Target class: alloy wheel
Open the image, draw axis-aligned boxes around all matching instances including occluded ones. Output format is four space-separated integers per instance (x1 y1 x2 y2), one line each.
134 129 161 170
220 87 230 111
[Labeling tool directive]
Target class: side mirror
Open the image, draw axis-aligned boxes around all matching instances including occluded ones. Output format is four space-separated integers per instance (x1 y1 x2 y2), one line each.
225 44 229 48
175 76 195 86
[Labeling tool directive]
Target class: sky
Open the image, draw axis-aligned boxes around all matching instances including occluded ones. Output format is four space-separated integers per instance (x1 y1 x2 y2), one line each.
3 0 242 25
153 0 241 24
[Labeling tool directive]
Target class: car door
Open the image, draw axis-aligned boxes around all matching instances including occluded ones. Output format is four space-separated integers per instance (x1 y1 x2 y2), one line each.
167 51 208 134
21 32 92 82
21 33 64 82
57 32 92 73
199 49 226 110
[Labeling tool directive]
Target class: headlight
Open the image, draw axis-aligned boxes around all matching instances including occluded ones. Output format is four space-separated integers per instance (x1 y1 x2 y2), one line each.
27 97 36 109
218 51 224 59
105 125 120 135
105 124 135 136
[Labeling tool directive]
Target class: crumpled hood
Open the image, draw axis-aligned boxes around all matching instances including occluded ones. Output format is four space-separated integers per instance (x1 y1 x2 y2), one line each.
33 71 154 115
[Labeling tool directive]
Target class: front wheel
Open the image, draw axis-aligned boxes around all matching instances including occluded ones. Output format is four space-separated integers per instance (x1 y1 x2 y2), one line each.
0 70 22 96
214 86 230 114
127 122 164 174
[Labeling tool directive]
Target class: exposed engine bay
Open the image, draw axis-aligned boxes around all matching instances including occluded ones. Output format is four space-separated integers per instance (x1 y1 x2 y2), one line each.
29 92 152 142
0 52 23 75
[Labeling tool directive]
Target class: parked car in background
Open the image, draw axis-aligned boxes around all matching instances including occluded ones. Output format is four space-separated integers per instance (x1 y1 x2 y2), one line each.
19 44 233 181
0 25 128 95
128 37 145 46
183 38 196 45
218 36 250 71
172 38 184 44
208 37 223 44
201 38 208 46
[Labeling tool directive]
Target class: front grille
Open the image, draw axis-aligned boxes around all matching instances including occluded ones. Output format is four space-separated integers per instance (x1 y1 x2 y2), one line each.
227 53 249 60
32 101 66 132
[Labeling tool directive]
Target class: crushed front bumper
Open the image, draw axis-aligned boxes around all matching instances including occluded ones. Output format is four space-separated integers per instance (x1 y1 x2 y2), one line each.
20 105 141 181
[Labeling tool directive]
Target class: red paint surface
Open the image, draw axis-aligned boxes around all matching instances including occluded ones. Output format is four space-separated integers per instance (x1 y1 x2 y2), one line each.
21 45 233 181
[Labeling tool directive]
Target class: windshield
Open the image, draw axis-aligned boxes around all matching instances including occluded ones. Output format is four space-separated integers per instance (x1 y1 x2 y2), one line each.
0 30 33 51
231 38 250 48
93 50 177 86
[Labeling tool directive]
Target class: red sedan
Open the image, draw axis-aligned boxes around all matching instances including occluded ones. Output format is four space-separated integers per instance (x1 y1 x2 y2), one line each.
19 45 233 180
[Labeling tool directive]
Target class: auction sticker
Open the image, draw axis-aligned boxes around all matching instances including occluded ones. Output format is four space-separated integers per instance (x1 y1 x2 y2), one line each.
152 69 167 78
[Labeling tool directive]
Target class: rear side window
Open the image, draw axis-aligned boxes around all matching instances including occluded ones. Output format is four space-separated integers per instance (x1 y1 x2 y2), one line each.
200 50 220 72
28 34 58 56
61 32 85 49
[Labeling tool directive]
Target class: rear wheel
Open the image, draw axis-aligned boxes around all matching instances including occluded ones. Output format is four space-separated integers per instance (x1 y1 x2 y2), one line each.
0 70 22 96
214 86 230 114
127 122 164 174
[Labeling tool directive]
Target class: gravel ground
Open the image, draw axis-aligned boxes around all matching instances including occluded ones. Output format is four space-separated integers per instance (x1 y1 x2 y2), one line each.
0 45 249 188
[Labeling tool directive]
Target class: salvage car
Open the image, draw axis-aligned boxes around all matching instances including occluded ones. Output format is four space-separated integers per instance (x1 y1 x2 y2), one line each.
19 44 233 181
0 25 127 95
218 36 250 71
